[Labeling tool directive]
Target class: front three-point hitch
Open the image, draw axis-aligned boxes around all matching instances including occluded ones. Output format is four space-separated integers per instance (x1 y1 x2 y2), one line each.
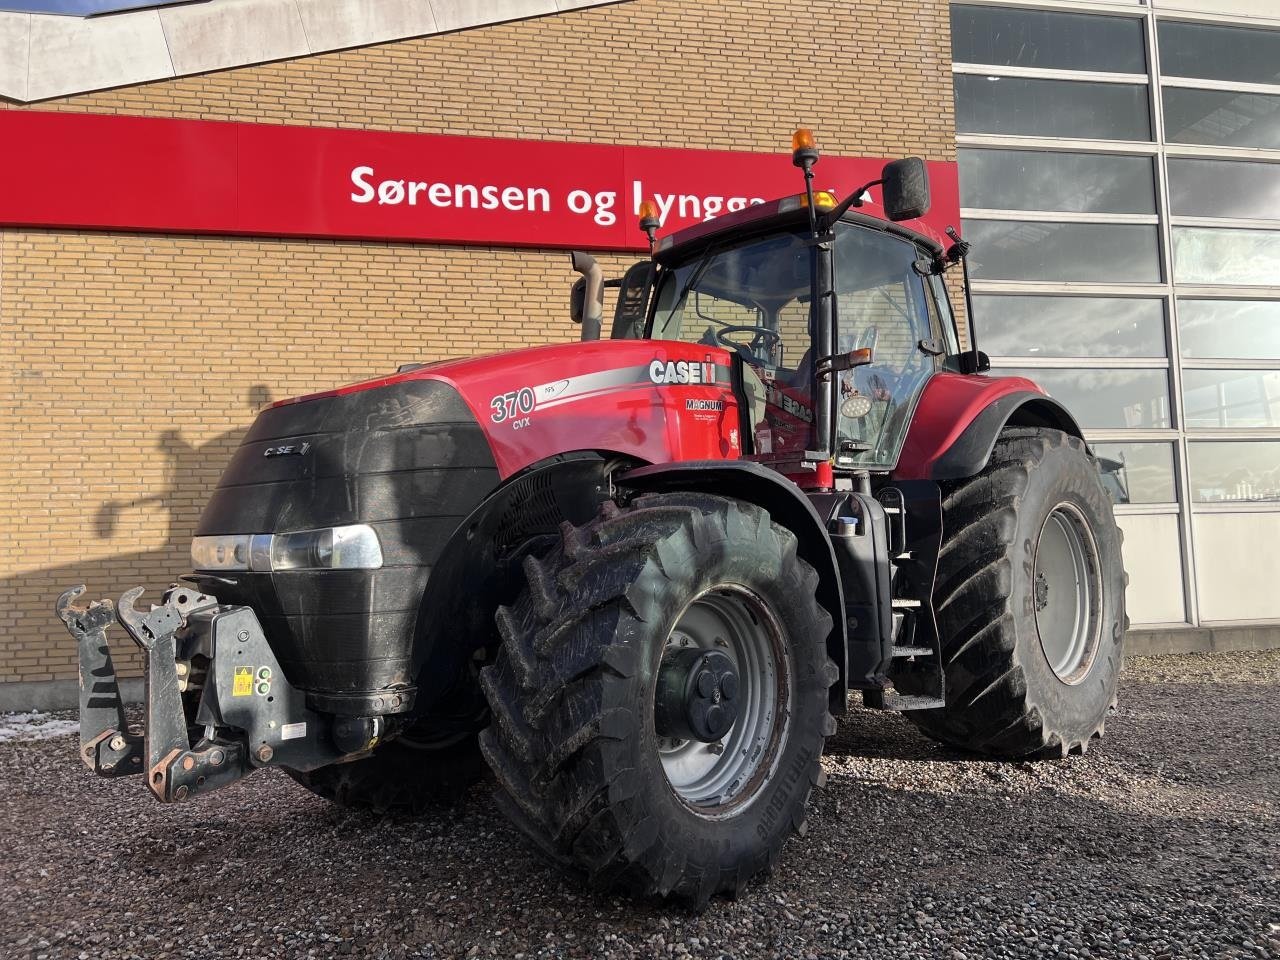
56 584 370 802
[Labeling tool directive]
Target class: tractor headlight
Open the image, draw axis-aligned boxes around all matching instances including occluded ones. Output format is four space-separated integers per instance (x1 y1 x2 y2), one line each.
191 525 383 572
269 525 384 571
190 534 251 571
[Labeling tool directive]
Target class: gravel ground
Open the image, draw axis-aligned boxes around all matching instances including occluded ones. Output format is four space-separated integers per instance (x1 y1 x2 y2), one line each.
2 650 1277 960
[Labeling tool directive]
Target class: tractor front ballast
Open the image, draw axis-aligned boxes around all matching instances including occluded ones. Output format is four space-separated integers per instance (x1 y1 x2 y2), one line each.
56 583 377 802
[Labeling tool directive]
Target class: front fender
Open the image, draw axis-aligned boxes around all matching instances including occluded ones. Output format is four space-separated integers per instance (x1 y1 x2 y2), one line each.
619 460 850 714
894 373 1086 481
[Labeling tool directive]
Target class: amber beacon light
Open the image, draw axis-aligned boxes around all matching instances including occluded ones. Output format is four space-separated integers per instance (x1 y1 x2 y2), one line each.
638 198 661 250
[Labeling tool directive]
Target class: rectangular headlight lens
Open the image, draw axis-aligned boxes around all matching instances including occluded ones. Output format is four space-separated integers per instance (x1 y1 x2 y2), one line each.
190 534 251 571
270 524 384 571
191 525 383 572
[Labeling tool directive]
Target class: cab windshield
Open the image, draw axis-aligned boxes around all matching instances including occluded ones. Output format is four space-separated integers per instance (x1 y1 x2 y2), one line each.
650 222 937 469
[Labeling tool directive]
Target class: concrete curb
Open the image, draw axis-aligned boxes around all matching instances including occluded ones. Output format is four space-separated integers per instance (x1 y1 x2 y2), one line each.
0 678 143 713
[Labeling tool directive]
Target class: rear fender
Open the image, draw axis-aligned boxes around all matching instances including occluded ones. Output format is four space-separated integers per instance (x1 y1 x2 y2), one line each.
619 460 850 714
895 373 1086 481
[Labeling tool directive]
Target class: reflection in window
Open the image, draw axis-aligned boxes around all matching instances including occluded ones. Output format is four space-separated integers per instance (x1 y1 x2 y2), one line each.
1178 300 1280 361
960 149 1156 214
1168 158 1280 221
1163 88 1280 150
1183 369 1280 428
1188 441 1280 503
956 76 1151 141
965 220 1161 283
974 295 1165 358
1172 228 1280 286
997 367 1171 429
1159 20 1280 87
1092 442 1177 504
953 5 1147 74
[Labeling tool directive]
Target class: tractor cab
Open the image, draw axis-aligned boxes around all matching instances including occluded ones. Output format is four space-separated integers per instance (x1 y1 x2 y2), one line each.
647 205 961 473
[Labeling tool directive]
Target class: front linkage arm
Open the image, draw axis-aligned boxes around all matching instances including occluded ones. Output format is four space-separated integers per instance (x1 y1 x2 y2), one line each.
56 583 353 803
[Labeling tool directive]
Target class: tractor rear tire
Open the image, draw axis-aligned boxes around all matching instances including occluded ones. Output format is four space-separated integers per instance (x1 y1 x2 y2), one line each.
478 492 837 907
905 428 1126 759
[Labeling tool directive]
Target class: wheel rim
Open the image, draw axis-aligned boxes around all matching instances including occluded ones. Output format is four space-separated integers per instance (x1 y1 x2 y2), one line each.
1034 503 1102 684
654 585 789 817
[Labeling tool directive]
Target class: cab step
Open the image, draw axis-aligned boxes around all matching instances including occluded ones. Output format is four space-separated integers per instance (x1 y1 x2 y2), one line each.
882 690 945 711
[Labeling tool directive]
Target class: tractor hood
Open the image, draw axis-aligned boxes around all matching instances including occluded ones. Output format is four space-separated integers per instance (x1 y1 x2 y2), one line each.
191 338 740 708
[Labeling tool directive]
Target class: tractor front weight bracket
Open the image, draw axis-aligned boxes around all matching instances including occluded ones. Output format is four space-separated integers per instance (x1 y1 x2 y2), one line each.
56 582 346 803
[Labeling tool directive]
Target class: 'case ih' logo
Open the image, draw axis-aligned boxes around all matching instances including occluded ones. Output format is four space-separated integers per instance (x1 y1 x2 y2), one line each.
263 442 312 458
649 359 718 385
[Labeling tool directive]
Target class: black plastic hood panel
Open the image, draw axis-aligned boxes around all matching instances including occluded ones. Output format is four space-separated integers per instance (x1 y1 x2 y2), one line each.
193 377 499 706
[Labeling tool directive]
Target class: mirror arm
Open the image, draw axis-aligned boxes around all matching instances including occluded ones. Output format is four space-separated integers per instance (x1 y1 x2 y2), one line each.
944 225 982 374
825 178 884 224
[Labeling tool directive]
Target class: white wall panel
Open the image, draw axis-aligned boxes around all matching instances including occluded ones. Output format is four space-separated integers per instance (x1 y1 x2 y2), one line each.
1116 513 1187 625
1192 512 1280 621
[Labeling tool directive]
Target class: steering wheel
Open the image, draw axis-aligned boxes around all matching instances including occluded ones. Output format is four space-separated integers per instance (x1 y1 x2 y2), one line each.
715 325 781 365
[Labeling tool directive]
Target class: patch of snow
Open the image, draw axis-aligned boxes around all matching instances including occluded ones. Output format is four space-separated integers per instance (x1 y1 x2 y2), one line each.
0 711 80 743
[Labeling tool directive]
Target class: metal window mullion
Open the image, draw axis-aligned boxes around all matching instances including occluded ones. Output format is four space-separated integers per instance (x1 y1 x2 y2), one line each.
1181 358 1280 370
1164 143 1280 163
1147 5 1201 629
1113 502 1182 516
990 356 1168 368
1153 6 1280 30
957 134 1157 154
1185 429 1280 440
954 0 1148 19
952 63 1149 84
1174 283 1280 299
1083 428 1180 442
962 209 1158 224
1171 216 1280 231
1159 75 1280 97
970 279 1168 296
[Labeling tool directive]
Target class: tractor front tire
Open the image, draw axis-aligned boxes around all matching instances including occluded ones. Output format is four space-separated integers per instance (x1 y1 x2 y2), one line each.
906 428 1126 758
479 493 837 907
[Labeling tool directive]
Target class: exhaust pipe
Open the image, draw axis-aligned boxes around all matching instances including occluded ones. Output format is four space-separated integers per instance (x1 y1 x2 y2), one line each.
571 251 604 342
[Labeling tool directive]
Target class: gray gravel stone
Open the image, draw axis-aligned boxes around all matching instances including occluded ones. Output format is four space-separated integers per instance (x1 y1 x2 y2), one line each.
1 650 1277 959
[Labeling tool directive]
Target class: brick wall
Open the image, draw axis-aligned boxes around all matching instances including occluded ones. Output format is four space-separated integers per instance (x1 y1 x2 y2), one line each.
0 0 955 686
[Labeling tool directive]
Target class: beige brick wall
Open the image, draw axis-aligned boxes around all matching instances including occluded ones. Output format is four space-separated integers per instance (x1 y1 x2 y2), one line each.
0 0 955 686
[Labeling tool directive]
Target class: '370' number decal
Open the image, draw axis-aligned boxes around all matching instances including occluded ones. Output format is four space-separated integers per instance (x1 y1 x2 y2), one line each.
490 387 536 424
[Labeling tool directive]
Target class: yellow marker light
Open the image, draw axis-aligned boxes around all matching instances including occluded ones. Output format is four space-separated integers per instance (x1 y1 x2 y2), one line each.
805 190 839 209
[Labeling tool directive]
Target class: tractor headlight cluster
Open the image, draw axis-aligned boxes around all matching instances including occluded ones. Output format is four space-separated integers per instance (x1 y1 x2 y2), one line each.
191 525 384 572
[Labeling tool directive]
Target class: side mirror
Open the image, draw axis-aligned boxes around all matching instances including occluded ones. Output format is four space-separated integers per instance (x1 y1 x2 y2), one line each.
882 157 930 222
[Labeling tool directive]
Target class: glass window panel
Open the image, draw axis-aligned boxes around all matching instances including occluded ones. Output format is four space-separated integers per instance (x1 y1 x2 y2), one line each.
1168 159 1280 221
1182 369 1280 428
996 367 1171 428
1172 227 1280 286
1163 88 1280 150
1177 299 1280 360
952 6 1146 73
974 295 1166 358
1092 442 1177 504
960 149 1155 214
955 76 1151 141
1188 441 1280 502
1158 20 1280 87
965 220 1161 283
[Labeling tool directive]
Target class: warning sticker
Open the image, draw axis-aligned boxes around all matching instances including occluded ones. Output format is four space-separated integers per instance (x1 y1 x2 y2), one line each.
232 666 253 697
281 722 307 741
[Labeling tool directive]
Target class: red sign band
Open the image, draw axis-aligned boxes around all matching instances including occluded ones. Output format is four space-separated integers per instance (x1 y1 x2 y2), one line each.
0 110 959 251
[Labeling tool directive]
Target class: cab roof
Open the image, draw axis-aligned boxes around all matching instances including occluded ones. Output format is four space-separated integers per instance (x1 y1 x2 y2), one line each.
653 195 944 266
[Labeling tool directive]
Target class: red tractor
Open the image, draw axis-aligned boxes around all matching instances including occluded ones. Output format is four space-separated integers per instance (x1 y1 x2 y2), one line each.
58 130 1125 907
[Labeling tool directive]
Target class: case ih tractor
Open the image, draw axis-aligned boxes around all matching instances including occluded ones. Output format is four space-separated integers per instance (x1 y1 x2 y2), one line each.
58 130 1125 907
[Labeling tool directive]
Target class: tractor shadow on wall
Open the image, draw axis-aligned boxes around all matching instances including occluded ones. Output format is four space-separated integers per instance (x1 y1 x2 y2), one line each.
12 386 274 675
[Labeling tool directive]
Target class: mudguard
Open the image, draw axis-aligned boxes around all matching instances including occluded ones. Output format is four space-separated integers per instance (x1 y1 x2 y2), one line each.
619 460 850 714
894 372 1085 482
